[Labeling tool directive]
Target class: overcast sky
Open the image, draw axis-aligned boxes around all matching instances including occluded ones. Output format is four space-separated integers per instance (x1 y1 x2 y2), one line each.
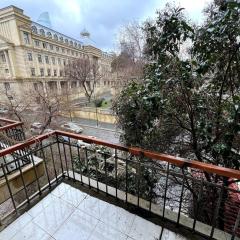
0 0 212 51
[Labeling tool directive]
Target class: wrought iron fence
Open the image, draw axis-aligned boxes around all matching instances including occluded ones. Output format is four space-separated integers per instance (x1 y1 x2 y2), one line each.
0 117 25 144
0 118 28 177
0 128 240 239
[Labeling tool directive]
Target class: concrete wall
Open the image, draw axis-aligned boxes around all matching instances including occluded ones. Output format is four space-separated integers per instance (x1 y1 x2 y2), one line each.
0 158 45 204
62 107 116 124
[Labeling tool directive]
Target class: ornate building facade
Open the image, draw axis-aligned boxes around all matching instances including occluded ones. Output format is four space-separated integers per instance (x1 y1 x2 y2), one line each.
0 5 112 100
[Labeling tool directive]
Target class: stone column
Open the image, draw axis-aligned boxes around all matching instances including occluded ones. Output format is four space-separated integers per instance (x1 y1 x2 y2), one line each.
4 49 16 78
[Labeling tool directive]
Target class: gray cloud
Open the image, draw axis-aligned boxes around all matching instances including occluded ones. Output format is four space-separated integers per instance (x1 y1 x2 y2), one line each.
0 0 209 51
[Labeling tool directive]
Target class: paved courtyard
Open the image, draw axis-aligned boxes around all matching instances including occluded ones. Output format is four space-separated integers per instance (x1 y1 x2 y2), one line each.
0 183 188 240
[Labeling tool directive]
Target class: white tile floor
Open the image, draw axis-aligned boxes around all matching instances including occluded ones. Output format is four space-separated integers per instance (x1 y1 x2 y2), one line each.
0 183 189 240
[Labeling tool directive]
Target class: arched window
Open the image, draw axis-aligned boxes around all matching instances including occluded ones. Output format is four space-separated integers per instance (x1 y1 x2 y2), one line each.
40 29 45 36
54 34 58 41
70 40 73 46
31 26 37 34
59 36 63 42
65 39 69 44
47 32 52 38
74 42 77 47
78 43 81 48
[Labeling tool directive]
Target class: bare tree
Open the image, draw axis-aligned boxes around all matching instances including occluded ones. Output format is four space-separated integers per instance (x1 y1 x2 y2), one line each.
117 21 145 61
112 21 145 86
65 58 101 103
0 87 31 123
33 87 65 134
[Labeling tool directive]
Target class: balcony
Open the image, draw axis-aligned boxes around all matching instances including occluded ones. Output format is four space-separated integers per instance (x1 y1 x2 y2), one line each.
0 118 240 240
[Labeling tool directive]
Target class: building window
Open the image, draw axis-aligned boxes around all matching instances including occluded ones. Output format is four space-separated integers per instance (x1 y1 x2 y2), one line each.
42 42 47 49
54 69 57 76
48 81 57 91
52 57 55 65
59 70 63 77
40 29 45 36
63 59 66 66
35 40 40 47
33 82 38 91
71 50 74 56
31 68 35 76
54 34 58 41
4 82 10 90
40 68 44 76
50 44 53 50
23 32 30 44
61 81 67 89
62 48 65 53
71 81 77 88
27 53 33 61
67 49 70 55
47 32 52 38
45 56 49 64
56 46 59 52
58 58 61 65
5 69 9 74
38 54 42 63
1 53 6 62
47 68 51 76
31 26 37 34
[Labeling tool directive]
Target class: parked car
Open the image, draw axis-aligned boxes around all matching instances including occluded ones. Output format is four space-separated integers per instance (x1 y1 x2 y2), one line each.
30 122 53 135
58 135 70 143
0 106 8 114
77 136 97 148
30 122 42 135
60 122 83 134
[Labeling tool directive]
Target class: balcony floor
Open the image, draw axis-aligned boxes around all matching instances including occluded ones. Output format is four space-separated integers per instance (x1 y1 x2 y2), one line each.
0 183 190 240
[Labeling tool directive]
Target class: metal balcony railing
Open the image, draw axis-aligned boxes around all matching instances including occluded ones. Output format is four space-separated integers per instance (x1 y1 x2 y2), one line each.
0 118 29 177
0 121 240 239
0 117 26 144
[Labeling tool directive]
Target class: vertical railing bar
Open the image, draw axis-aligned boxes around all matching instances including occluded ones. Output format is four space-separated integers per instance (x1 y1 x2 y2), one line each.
209 181 225 239
137 157 141 208
114 149 118 199
62 141 70 179
231 208 240 240
40 142 51 188
85 147 90 188
57 137 64 175
68 138 75 181
177 169 186 225
104 152 108 195
192 178 204 231
29 152 41 194
163 162 170 218
95 150 99 191
21 125 26 140
125 154 129 203
149 164 154 212
3 155 9 173
50 144 58 181
16 158 30 203
77 145 83 184
1 163 18 213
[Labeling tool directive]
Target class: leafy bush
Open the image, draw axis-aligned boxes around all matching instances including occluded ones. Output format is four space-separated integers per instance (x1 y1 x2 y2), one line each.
94 98 105 107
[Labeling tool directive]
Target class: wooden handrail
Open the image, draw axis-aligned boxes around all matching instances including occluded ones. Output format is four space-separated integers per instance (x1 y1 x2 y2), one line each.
0 129 240 179
0 117 22 124
0 122 23 131
0 118 23 131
